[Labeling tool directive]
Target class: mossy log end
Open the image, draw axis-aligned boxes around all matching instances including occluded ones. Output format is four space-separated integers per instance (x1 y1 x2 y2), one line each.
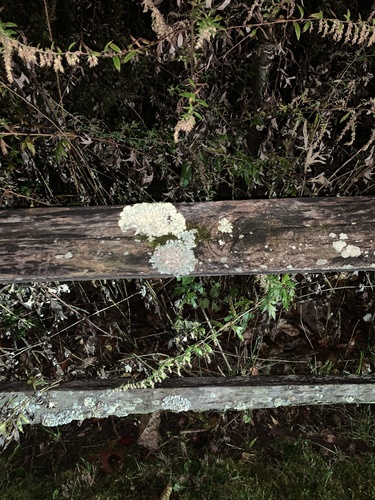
1 197 375 282
1 376 375 427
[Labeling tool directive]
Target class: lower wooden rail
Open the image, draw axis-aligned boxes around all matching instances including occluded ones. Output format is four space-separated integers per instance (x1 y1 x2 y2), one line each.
2 376 375 427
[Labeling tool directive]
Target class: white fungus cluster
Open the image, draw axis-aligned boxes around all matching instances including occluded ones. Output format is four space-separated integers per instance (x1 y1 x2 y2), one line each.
118 202 198 277
218 217 233 235
161 394 192 412
330 232 362 258
118 202 186 240
150 239 197 276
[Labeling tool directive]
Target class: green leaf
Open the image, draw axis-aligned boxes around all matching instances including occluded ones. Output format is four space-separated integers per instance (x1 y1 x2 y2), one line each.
303 20 311 32
23 137 35 156
294 22 301 41
104 40 113 52
54 138 69 160
340 111 352 123
123 50 139 63
113 55 121 72
196 98 209 107
109 42 121 53
179 91 196 99
180 163 192 187
310 11 323 19
297 4 304 18
199 298 210 309
210 283 220 299
193 111 203 120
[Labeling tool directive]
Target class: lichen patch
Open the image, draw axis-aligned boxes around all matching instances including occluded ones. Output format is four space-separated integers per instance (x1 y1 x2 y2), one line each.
161 395 191 412
118 202 186 240
119 203 198 277
332 240 346 253
341 244 361 258
218 217 233 236
316 259 328 265
332 234 362 259
150 239 197 276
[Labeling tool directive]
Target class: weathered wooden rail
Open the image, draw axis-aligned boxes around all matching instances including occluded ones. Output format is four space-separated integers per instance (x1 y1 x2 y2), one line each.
1 197 375 427
2 376 375 427
1 197 375 282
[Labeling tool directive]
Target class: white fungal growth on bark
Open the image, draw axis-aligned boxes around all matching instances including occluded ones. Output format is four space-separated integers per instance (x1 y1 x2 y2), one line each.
118 203 198 276
161 394 192 412
118 202 186 240
150 239 197 276
332 240 347 253
341 244 361 258
332 235 362 259
218 217 233 235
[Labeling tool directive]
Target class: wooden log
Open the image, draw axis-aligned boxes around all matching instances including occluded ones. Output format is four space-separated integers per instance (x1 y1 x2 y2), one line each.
2 376 375 427
1 197 375 282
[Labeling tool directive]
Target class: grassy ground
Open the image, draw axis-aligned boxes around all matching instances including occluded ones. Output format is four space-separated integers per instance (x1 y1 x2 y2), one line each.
2 405 375 499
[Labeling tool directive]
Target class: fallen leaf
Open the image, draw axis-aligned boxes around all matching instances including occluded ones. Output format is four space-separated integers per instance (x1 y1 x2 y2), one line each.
88 439 126 474
271 319 300 339
241 452 252 463
137 412 161 451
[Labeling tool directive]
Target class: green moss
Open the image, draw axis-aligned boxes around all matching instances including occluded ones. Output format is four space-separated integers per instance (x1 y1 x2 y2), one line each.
186 224 211 243
148 233 179 248
147 224 210 249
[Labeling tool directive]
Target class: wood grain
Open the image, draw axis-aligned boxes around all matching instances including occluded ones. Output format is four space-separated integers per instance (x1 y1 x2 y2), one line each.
2 376 375 426
1 197 375 282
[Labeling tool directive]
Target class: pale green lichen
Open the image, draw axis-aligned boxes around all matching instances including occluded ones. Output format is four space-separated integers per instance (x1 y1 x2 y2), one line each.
150 239 197 276
161 395 192 412
118 202 186 240
332 236 362 258
218 217 233 235
119 203 198 277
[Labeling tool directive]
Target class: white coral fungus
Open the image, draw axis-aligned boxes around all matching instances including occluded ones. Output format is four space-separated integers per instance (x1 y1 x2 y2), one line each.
150 239 197 276
118 202 186 240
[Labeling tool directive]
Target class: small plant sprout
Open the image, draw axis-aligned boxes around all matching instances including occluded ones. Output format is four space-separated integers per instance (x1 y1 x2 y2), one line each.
118 202 198 276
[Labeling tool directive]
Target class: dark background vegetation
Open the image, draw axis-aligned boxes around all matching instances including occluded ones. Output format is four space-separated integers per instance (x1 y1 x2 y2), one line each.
1 0 375 497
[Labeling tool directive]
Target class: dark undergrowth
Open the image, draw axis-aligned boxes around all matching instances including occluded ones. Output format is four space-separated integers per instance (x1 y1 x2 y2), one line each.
1 0 375 497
